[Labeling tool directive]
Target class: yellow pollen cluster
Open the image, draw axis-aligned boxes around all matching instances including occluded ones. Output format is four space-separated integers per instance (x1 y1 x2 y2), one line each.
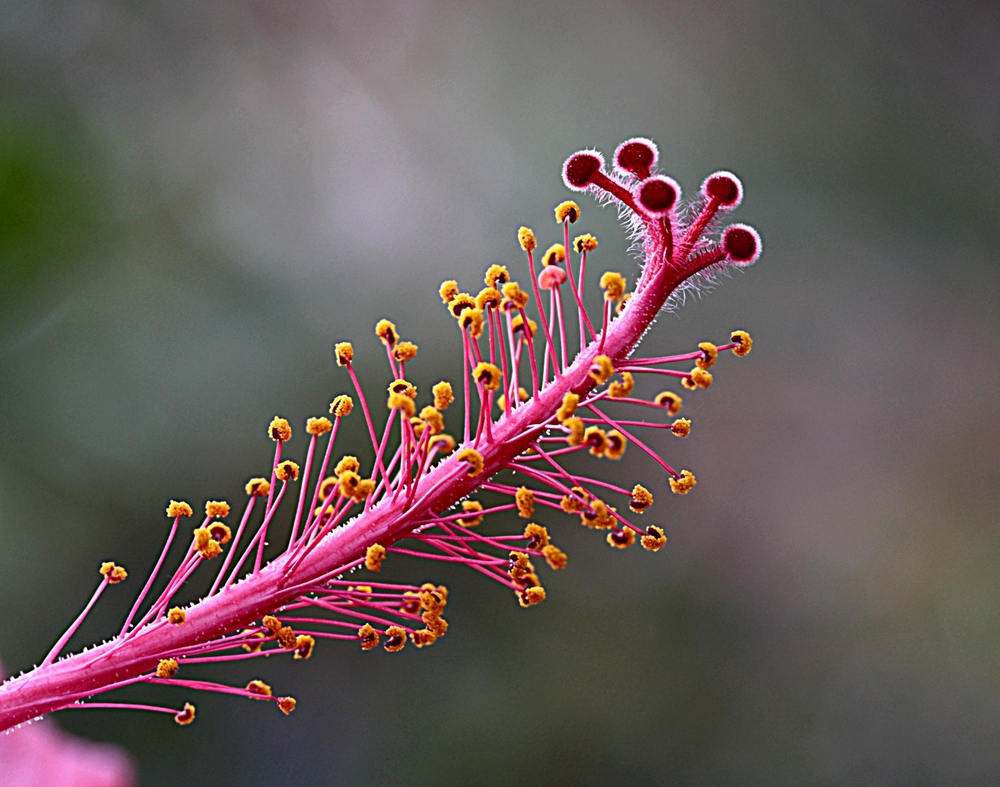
330 394 354 417
338 470 361 498
542 244 566 267
584 426 607 456
524 523 549 548
607 528 636 549
617 292 632 313
174 703 196 726
268 417 292 442
419 406 444 435
166 500 193 518
430 434 455 454
351 478 374 504
671 418 691 437
262 615 282 635
605 430 627 459
393 341 419 363
731 330 753 356
358 623 379 650
516 487 535 518
448 293 475 317
696 342 718 370
439 280 459 303
574 233 598 253
277 697 297 715
512 314 536 338
682 368 713 390
389 379 417 399
432 381 454 410
542 544 568 570
589 354 614 384
564 417 585 445
580 499 616 529
669 470 697 495
600 271 626 301
629 484 653 513
208 522 232 544
655 391 683 415
501 282 529 309
245 477 270 497
387 392 416 418
365 544 386 572
276 460 300 482
205 500 230 518
556 392 579 422
560 492 586 514
519 586 546 607
459 308 485 338
476 287 502 310
384 626 407 653
555 200 581 223
168 607 186 625
457 500 484 527
375 319 398 346
608 372 634 398
157 658 178 679
247 679 272 697
335 342 354 366
485 264 510 288
473 362 502 391
193 527 223 560
100 562 128 583
641 525 668 552
276 625 297 650
335 456 360 475
518 226 537 251
306 416 333 435
456 448 484 476
294 634 315 660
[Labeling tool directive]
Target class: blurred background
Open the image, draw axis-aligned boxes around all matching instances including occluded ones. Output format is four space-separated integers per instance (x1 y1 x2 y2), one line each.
2 1 999 784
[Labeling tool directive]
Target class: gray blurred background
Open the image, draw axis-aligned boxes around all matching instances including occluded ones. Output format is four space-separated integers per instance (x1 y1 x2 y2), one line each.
2 1 999 784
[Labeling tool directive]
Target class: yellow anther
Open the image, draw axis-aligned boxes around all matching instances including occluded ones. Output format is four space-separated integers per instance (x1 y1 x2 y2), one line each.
365 544 386 572
669 470 697 495
393 341 418 363
542 243 566 267
157 658 178 679
473 362 502 391
457 500 484 527
246 679 272 697
584 426 608 456
387 392 416 418
556 392 579 423
268 416 292 442
439 280 459 304
608 372 634 398
508 551 533 580
262 616 282 635
542 544 568 570
246 477 270 497
277 697 297 715
241 630 265 652
629 484 653 513
564 417 585 446
641 525 668 552
411 629 438 648
319 476 338 500
560 494 586 514
573 233 598 253
617 292 632 314
419 584 447 613
375 319 398 346
205 501 230 518
519 586 546 607
518 226 537 252
524 523 549 549
696 342 718 370
276 460 300 482
654 390 682 415
168 607 186 625
433 381 454 410
174 703 196 726
501 281 529 309
208 522 232 545
589 354 614 384
384 625 407 653
306 416 334 436
388 379 417 399
335 456 360 476
456 447 484 476
358 623 379 650
294 634 315 660
603 430 627 459
600 271 626 301
335 342 354 366
671 418 691 437
338 470 361 498
419 406 444 435
166 501 193 518
353 478 375 502
688 368 713 389
422 612 448 637
330 394 354 417
100 562 127 583
485 264 510 288
511 314 537 338
731 330 753 356
448 293 476 317
193 528 222 560
276 625 297 650
430 434 456 454
515 487 535 518
459 307 485 338
607 528 636 549
476 286 502 311
555 200 581 223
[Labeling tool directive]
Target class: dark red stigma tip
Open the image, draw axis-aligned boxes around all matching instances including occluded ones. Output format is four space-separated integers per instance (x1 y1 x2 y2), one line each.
636 176 680 215
614 137 658 177
562 151 605 191
702 171 743 209
723 224 761 264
